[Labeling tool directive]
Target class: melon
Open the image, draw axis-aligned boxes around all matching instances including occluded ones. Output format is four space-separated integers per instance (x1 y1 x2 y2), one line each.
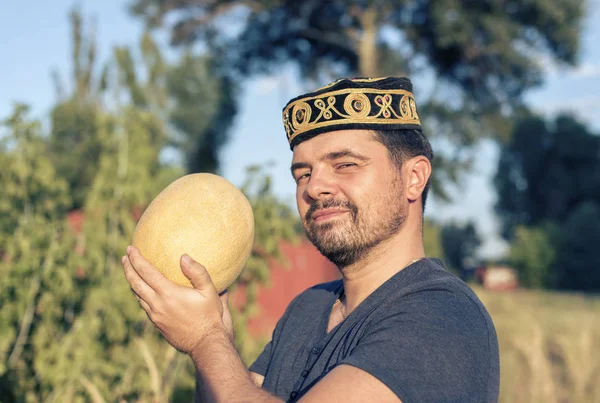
132 173 254 293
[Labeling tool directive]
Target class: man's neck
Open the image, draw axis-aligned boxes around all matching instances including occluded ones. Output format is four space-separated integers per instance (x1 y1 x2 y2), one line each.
339 226 425 313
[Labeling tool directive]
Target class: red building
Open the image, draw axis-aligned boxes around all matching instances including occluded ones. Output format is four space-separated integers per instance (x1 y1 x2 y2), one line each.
244 240 339 337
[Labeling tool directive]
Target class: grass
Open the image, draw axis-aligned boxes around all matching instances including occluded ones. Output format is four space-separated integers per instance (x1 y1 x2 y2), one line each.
472 286 600 403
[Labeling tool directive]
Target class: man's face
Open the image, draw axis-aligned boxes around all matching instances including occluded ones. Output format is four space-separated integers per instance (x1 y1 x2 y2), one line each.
291 130 407 267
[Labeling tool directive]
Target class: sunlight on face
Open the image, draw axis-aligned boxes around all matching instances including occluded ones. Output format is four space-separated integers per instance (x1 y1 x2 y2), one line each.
291 130 407 267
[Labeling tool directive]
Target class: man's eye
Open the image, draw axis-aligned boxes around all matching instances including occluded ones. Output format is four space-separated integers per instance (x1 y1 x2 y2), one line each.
296 172 310 183
337 163 356 169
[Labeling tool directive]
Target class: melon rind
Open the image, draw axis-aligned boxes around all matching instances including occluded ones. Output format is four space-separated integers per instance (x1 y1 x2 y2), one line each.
132 173 254 293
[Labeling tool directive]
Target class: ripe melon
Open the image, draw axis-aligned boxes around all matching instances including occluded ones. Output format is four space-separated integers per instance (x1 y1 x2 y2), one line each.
132 173 254 293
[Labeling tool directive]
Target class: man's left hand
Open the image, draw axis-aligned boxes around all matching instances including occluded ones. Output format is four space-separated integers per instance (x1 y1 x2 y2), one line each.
122 245 232 354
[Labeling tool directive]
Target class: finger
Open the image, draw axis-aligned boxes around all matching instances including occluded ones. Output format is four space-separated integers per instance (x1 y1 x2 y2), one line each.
180 254 217 294
138 295 152 313
129 285 154 320
122 254 156 302
127 245 172 292
219 290 230 312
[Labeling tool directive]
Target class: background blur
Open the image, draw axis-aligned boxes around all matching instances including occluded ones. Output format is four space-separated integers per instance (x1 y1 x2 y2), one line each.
1 1 599 402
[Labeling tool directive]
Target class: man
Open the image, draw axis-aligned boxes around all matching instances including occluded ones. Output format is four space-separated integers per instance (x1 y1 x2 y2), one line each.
122 77 500 402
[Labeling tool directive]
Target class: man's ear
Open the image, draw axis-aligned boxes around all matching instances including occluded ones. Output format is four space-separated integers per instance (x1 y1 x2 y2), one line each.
405 156 432 202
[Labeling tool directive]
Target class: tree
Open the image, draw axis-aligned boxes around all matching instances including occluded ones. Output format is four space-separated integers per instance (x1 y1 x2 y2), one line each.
555 201 600 291
112 34 227 173
495 114 600 290
130 0 585 198
494 114 600 239
0 105 80 401
0 96 195 403
423 219 444 260
50 8 230 213
49 9 105 210
508 224 557 289
440 221 481 272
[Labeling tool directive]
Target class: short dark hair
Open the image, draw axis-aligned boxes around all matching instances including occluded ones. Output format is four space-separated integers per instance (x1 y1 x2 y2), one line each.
371 129 434 213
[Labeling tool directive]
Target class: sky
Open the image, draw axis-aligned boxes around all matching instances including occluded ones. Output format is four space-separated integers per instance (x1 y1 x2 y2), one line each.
2 1 600 259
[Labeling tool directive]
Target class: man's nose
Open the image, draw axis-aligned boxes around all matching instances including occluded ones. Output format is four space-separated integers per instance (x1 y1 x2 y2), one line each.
304 170 337 202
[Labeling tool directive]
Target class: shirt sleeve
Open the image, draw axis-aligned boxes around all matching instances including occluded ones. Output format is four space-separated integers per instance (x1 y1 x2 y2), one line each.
249 339 273 376
339 288 495 403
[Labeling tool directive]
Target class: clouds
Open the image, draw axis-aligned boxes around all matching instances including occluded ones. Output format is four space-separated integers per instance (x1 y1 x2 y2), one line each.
532 95 600 129
529 59 600 130
567 62 600 79
543 60 600 80
536 52 600 80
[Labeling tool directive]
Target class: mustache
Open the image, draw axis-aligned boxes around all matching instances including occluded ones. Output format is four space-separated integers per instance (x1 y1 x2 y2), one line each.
305 198 358 222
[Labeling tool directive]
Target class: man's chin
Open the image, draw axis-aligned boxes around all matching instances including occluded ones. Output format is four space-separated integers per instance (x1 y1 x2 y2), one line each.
310 233 350 252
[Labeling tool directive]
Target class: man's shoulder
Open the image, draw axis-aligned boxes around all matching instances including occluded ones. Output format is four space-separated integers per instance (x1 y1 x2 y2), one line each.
289 279 342 310
381 258 498 338
269 279 341 339
396 258 484 304
350 259 500 403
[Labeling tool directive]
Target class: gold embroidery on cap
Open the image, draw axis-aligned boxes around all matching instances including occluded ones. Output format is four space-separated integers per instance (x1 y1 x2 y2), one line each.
374 94 394 118
344 93 371 117
284 88 421 144
409 98 419 120
314 96 338 120
291 101 312 132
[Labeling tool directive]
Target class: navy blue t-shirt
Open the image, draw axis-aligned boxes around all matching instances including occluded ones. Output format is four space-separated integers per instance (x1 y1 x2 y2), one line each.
249 258 500 402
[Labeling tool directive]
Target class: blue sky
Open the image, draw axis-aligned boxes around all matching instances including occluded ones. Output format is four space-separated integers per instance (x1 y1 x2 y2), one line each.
2 1 599 259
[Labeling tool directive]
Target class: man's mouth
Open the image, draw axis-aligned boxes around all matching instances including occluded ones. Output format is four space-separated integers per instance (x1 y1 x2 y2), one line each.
311 209 350 222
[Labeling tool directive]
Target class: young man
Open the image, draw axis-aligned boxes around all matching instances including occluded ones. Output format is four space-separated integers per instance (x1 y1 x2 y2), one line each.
122 77 500 402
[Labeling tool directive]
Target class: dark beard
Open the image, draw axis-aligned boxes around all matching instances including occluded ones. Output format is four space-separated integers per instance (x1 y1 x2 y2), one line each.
303 190 406 268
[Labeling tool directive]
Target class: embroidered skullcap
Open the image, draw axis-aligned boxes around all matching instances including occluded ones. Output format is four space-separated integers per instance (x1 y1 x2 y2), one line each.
282 77 422 150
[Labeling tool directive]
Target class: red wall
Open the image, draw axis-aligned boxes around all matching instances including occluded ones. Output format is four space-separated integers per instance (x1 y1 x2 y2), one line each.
245 240 339 337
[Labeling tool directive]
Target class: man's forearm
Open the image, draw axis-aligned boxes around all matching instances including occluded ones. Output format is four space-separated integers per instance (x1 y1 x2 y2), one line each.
191 327 282 402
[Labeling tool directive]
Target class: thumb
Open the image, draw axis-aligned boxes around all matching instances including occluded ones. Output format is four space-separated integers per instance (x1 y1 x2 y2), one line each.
180 254 216 293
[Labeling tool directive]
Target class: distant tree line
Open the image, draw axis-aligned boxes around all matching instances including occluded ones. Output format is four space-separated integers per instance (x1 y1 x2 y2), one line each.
495 114 600 290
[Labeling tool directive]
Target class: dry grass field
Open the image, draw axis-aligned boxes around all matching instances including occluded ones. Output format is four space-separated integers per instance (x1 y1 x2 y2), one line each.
473 286 600 403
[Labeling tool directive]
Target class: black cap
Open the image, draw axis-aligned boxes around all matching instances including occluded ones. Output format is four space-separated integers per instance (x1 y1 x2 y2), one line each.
282 77 422 150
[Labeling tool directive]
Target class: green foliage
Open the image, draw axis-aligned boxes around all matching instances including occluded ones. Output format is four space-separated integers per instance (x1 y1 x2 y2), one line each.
50 100 103 209
69 104 186 402
49 9 230 215
166 51 227 173
112 33 228 174
423 219 444 260
1 10 220 399
0 105 80 400
509 224 558 289
49 8 106 210
440 221 481 271
0 105 71 235
495 114 600 238
495 114 600 291
556 201 600 291
167 52 220 140
0 100 182 401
